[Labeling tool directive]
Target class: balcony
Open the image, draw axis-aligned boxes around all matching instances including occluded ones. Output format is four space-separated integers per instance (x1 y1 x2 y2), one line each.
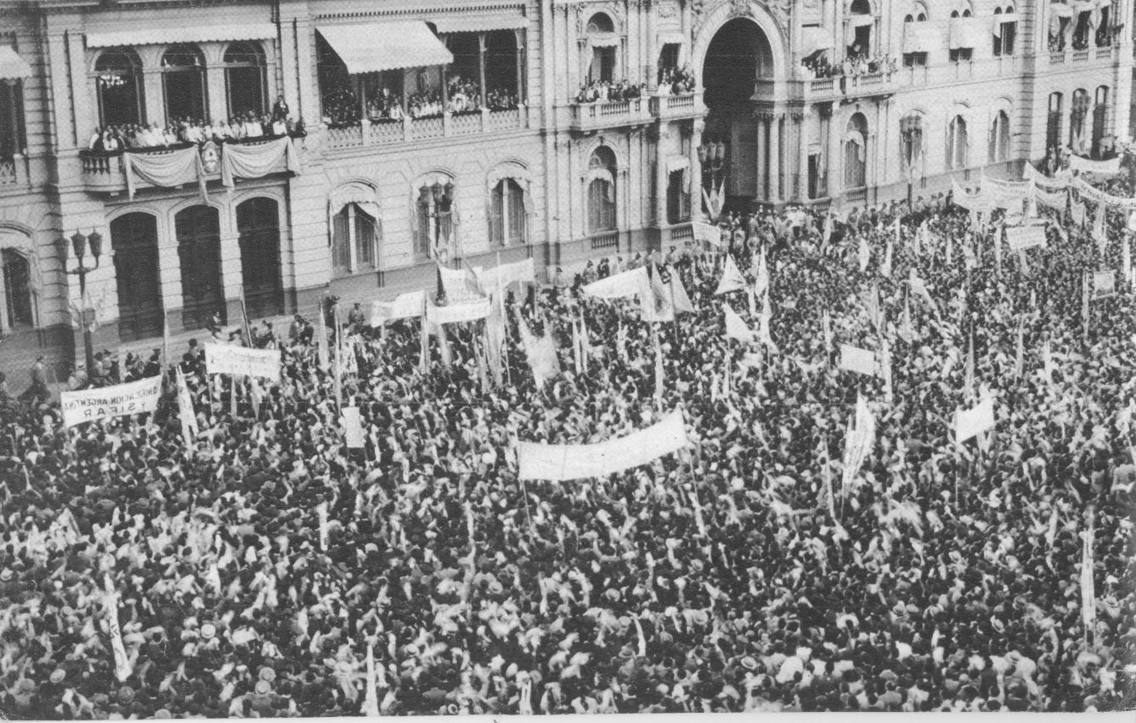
78 137 302 197
323 108 527 152
589 230 619 250
839 71 897 102
1072 49 1091 62
568 98 652 134
648 92 702 121
1050 50 1067 64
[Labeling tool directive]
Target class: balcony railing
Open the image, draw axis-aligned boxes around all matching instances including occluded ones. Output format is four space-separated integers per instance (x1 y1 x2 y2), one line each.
1096 46 1114 60
1050 50 1067 64
648 92 701 120
324 108 526 151
1072 49 1091 62
808 77 835 94
589 230 619 250
568 98 651 133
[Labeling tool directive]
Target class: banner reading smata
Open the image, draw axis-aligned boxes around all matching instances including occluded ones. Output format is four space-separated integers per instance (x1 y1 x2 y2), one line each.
517 410 689 481
204 343 281 380
61 375 162 428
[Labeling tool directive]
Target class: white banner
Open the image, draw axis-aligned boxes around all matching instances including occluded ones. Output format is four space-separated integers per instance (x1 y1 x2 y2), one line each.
839 344 877 377
1070 154 1121 176
61 375 162 428
1075 177 1136 210
425 297 493 325
517 410 689 481
370 290 426 324
692 221 722 246
204 343 281 380
723 304 755 343
956 396 995 442
1004 225 1048 251
175 368 198 445
1093 270 1116 298
583 267 650 300
438 265 484 303
479 257 536 292
341 405 365 448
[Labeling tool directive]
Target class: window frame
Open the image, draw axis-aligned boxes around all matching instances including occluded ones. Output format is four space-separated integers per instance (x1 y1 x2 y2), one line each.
489 178 528 247
331 202 380 276
93 49 145 128
414 181 455 258
223 41 268 119
161 44 209 124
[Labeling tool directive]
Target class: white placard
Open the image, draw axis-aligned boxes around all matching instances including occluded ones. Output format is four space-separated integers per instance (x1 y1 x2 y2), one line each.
956 397 996 442
204 343 282 380
60 376 163 428
839 344 877 377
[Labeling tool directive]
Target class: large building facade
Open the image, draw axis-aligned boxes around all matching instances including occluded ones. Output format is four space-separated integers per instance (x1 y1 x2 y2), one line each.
0 0 1131 373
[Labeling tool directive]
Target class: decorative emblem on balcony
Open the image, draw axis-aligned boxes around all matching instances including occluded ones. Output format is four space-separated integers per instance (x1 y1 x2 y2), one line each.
200 141 219 175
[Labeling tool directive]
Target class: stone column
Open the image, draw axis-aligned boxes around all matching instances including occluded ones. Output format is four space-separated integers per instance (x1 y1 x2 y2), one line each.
826 108 841 199
206 65 227 123
656 128 668 226
156 218 184 333
220 227 245 323
769 114 782 203
645 0 657 90
756 115 768 201
691 118 704 215
797 111 810 200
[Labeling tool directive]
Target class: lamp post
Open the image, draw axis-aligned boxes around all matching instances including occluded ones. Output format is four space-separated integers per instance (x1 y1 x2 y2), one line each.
63 230 103 373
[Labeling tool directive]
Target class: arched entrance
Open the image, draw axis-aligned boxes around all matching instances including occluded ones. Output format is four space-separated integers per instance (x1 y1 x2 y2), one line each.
110 213 164 341
236 197 284 319
175 205 225 331
700 16 777 209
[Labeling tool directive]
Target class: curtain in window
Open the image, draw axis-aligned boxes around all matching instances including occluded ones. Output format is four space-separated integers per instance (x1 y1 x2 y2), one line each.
332 207 351 273
490 183 505 245
507 180 526 244
355 206 376 269
588 178 615 232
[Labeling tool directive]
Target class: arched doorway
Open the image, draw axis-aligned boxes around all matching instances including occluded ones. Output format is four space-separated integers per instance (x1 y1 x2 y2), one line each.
175 205 225 331
843 113 868 190
110 213 164 341
701 17 776 208
236 198 284 319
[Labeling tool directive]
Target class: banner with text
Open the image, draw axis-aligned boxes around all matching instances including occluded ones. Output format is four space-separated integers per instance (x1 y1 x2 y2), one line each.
1005 225 1048 251
204 343 282 380
61 375 163 428
371 290 426 325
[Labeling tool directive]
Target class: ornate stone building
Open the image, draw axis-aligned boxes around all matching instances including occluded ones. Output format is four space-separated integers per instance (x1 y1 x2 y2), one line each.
0 0 1130 373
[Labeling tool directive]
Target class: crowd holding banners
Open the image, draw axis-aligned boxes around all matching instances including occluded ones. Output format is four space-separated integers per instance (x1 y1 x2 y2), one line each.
2 153 1136 717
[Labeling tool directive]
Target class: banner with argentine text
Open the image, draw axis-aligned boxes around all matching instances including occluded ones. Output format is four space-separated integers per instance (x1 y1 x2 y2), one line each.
61 376 163 428
517 410 689 481
370 290 426 325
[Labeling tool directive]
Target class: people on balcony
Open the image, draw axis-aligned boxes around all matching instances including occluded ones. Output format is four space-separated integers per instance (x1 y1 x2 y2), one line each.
574 79 645 104
87 110 303 154
656 66 695 95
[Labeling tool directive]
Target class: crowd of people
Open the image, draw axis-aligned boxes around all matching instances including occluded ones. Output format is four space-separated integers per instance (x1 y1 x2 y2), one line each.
326 78 522 128
0 158 1134 717
801 51 897 80
87 98 304 153
657 66 696 96
574 79 646 104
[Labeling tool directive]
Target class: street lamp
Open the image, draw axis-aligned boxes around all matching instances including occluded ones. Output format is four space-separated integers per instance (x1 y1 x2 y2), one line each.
63 230 103 374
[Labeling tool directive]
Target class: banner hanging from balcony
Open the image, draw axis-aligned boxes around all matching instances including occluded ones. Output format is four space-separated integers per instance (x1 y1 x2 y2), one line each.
123 146 207 201
221 137 303 188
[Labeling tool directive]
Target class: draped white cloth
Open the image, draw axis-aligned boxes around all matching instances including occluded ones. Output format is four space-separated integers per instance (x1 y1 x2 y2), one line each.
124 146 205 200
1075 177 1136 209
1068 154 1121 176
517 410 689 481
221 137 303 187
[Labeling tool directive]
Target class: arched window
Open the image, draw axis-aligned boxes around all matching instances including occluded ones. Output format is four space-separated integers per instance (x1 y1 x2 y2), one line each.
162 45 207 124
490 178 527 246
110 213 164 342
994 6 1017 56
224 42 267 118
989 110 1011 163
843 114 868 188
847 0 873 58
414 178 455 258
1 249 33 331
95 50 144 127
586 12 618 83
332 203 379 275
946 114 968 170
1047 92 1063 152
587 147 617 234
1094 1 1111 47
175 206 225 331
1092 85 1110 158
1070 88 1090 153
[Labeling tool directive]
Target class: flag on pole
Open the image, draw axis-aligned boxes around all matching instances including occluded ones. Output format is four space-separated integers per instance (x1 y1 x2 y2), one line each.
317 502 329 551
362 645 380 717
881 239 893 277
964 328 976 401
754 248 770 300
571 315 584 375
723 304 755 343
1081 511 1097 635
944 230 953 267
239 294 253 348
822 213 834 247
820 436 835 521
841 395 876 495
332 307 344 410
758 289 778 353
899 293 916 344
102 574 134 682
175 367 198 447
892 217 901 246
1093 204 1107 256
1014 320 1025 379
715 255 747 295
879 333 893 404
858 232 870 272
653 326 664 407
316 303 330 372
671 273 695 314
1124 235 1132 287
822 309 833 355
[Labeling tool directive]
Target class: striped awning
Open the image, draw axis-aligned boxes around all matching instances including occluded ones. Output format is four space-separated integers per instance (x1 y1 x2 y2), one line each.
317 22 453 74
0 47 31 81
86 23 276 48
432 15 527 33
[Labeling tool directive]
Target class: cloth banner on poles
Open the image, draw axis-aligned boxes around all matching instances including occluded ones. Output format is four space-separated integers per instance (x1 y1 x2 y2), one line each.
583 267 649 300
839 344 877 377
370 290 427 324
693 221 722 246
1075 177 1136 210
1069 154 1121 175
61 375 163 428
517 409 689 481
341 405 365 449
715 255 747 295
102 574 134 682
438 264 485 303
425 297 493 325
1005 225 1047 251
955 396 995 442
205 343 281 380
478 257 536 291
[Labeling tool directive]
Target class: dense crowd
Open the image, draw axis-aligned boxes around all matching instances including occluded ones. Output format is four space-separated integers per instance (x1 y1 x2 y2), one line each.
0 164 1135 718
87 98 304 153
574 79 646 104
657 66 696 95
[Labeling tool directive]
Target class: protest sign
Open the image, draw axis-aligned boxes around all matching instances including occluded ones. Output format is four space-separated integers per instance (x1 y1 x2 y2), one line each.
204 343 282 380
61 376 162 428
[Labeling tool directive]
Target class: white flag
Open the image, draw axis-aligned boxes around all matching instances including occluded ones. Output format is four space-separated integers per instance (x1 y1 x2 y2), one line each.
102 574 134 682
839 344 877 377
1081 512 1096 632
317 502 329 551
858 233 870 272
362 645 380 717
715 255 747 295
723 304 755 343
175 367 198 447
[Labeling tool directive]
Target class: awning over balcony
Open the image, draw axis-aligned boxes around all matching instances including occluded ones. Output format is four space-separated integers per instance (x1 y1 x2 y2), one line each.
317 22 453 75
86 22 276 48
902 22 941 53
800 26 835 56
432 15 527 33
0 47 32 81
949 16 988 49
588 32 622 48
